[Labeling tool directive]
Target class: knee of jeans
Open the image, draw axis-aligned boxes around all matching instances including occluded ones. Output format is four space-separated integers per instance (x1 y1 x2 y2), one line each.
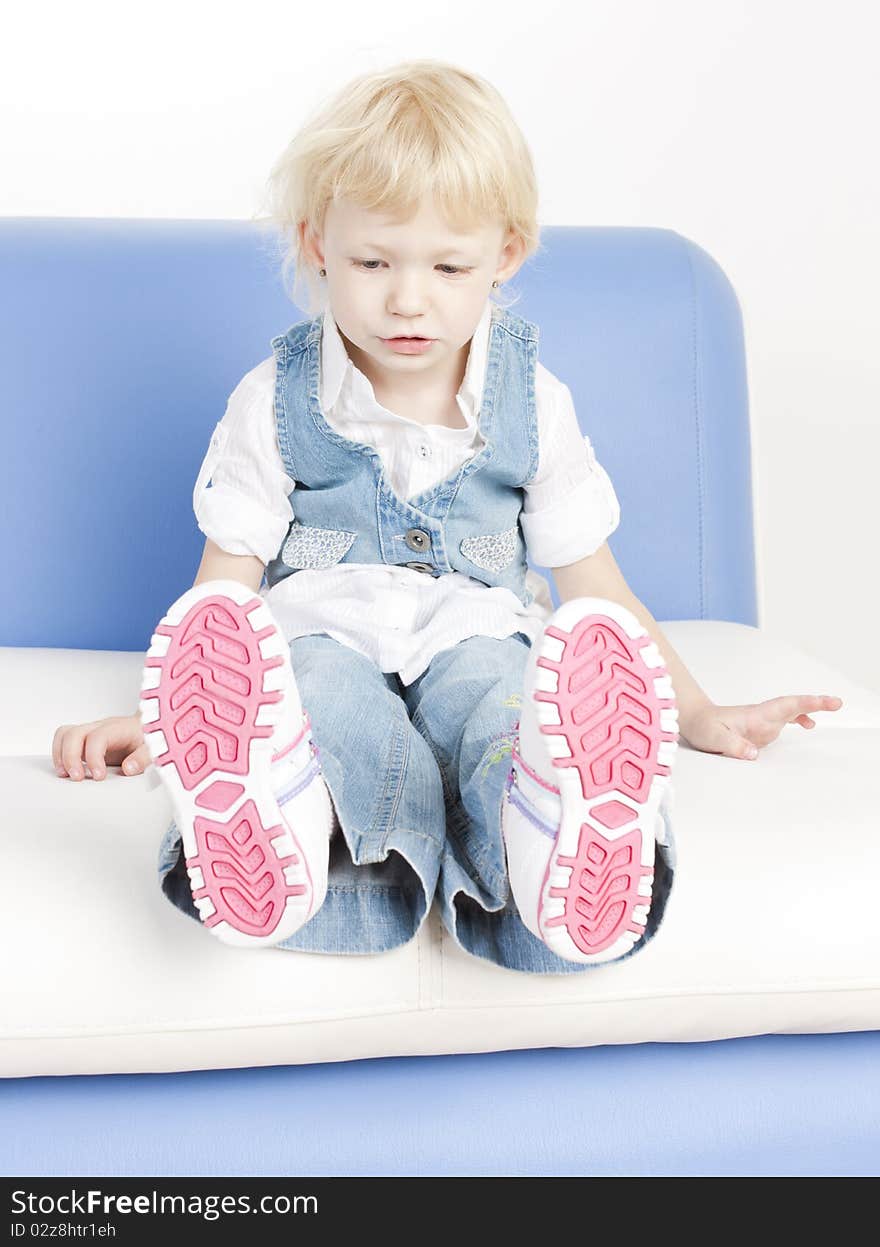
312 682 413 781
463 632 528 661
461 674 523 742
290 635 391 703
407 725 446 795
463 718 517 782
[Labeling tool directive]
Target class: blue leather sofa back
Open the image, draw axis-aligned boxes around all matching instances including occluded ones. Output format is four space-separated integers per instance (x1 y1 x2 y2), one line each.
0 219 756 649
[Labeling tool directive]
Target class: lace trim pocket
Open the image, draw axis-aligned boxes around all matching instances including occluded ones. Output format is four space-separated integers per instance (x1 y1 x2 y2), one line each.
460 525 519 573
280 519 357 570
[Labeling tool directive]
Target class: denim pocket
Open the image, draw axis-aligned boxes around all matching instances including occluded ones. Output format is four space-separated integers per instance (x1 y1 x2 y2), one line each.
280 518 358 570
460 525 519 573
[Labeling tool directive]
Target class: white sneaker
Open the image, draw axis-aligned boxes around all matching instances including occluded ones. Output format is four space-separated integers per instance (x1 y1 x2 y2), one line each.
502 597 679 964
139 579 335 948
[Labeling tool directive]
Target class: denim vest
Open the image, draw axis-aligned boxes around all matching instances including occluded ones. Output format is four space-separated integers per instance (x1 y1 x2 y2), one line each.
265 303 540 608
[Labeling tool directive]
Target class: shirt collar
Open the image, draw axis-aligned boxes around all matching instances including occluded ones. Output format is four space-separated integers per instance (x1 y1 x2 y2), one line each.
319 300 493 423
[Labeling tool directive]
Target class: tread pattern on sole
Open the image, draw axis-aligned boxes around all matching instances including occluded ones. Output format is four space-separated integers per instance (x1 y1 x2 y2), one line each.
535 610 679 957
145 596 282 788
141 591 313 942
189 799 307 935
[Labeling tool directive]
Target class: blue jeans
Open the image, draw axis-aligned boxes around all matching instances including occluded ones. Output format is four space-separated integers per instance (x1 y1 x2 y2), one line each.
158 630 677 974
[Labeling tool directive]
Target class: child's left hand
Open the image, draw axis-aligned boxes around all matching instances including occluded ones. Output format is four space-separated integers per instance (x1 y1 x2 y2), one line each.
681 695 844 761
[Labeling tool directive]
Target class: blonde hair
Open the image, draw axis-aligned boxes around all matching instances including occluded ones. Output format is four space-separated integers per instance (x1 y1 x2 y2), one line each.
255 59 543 317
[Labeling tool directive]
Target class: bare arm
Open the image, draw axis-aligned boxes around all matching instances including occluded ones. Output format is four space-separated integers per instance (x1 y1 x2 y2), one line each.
550 541 713 736
193 536 266 594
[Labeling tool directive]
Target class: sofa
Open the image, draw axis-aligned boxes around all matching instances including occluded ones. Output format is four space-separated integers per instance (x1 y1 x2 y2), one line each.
1 217 878 1176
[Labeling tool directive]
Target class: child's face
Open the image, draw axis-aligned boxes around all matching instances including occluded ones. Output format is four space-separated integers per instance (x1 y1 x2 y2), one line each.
301 193 524 391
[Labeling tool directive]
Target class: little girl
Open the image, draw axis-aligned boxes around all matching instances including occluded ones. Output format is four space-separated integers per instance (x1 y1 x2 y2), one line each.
52 59 842 975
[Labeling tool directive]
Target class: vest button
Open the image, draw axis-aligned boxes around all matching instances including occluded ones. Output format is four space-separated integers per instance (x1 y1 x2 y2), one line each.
404 561 435 573
404 528 431 552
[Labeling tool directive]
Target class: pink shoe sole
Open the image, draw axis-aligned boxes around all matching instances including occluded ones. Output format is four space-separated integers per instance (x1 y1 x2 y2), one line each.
530 598 679 963
139 581 318 948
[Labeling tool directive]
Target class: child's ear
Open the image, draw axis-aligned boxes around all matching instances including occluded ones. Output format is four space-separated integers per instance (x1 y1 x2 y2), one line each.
498 230 527 284
299 219 325 268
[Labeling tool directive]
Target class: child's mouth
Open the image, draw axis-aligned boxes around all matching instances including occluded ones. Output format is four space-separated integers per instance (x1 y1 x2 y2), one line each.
381 336 435 353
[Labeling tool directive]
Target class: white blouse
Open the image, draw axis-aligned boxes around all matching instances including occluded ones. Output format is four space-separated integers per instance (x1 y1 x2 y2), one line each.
193 300 621 686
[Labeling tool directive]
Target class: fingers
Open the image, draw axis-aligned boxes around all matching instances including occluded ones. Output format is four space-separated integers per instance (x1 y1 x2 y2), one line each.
767 694 841 717
121 743 152 776
792 695 842 715
84 729 111 781
57 725 90 780
724 742 759 760
51 725 69 774
716 719 759 761
786 696 841 725
53 718 146 781
804 695 842 712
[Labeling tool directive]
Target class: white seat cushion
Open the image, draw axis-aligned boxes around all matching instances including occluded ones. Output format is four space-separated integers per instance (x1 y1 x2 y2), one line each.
2 620 879 1078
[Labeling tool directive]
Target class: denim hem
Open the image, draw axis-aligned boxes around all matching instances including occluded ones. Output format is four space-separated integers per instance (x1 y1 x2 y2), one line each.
273 822 440 954
157 822 441 957
438 836 678 975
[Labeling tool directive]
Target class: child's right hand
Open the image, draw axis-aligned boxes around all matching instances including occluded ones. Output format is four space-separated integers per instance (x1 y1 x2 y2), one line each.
52 714 152 781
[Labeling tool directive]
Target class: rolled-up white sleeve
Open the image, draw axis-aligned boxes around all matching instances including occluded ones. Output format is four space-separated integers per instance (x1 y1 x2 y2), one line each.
193 359 296 565
520 375 621 568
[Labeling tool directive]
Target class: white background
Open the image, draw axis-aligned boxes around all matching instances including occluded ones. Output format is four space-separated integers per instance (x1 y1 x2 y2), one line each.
3 0 878 691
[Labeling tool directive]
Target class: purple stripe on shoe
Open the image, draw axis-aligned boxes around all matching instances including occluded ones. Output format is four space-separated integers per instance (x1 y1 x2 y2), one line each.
507 785 558 839
276 756 323 808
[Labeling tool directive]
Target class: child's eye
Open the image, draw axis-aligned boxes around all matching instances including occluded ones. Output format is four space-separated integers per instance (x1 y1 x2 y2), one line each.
353 260 468 276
